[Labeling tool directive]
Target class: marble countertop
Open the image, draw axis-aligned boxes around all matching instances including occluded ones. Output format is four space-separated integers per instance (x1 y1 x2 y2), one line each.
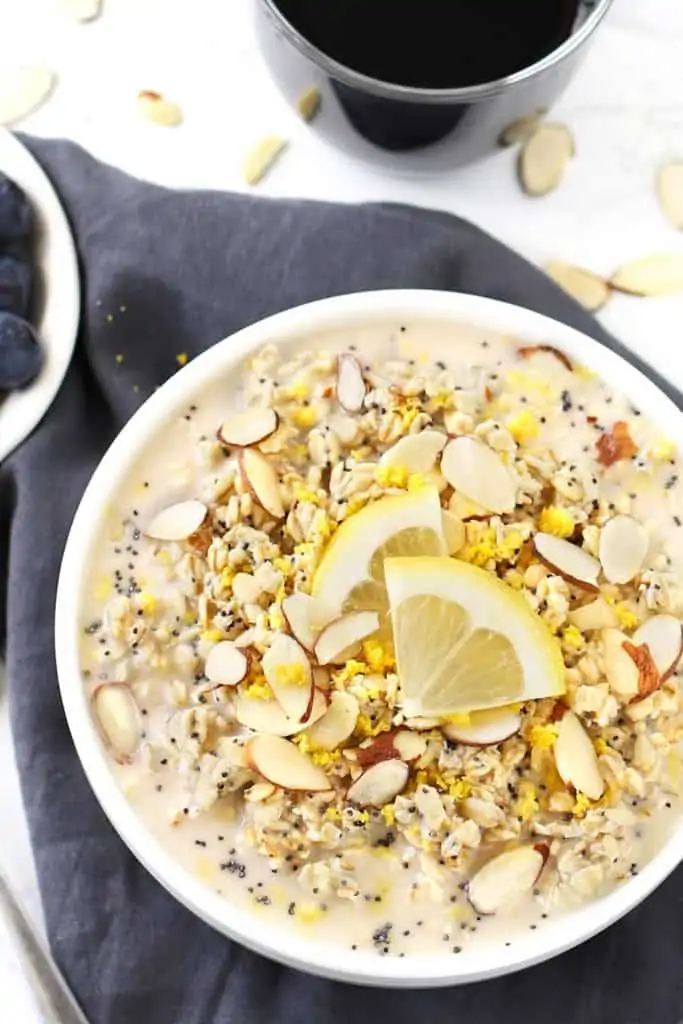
2 0 683 1017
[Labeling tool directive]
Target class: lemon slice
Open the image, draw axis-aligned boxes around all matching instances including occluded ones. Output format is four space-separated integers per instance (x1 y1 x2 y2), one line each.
386 556 564 716
312 488 445 624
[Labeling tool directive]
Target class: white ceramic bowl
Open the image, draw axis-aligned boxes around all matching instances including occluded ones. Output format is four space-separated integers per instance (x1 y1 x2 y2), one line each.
55 290 683 987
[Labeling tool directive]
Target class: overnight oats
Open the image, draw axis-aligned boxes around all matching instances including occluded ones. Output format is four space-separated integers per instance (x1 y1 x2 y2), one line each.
80 320 683 958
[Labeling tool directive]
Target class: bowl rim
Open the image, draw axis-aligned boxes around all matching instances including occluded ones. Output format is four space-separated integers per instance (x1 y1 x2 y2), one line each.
56 289 683 987
259 0 614 104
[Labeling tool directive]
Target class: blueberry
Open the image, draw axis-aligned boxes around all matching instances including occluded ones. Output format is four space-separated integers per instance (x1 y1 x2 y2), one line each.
0 313 43 389
0 253 32 317
0 174 33 242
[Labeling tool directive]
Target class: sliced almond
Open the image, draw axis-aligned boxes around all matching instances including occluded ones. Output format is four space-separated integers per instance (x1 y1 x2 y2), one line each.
218 408 279 449
138 90 183 127
244 781 277 802
346 759 409 807
632 614 683 680
518 123 574 197
602 628 640 697
0 64 55 126
296 85 321 122
447 491 489 521
623 641 661 703
611 254 683 296
234 688 327 737
304 691 359 750
568 596 618 632
204 641 249 687
246 735 331 792
595 420 637 467
657 162 683 229
356 731 400 769
380 429 447 476
553 710 604 800
599 515 648 584
441 437 515 514
392 730 428 763
517 343 573 372
243 135 287 186
533 533 600 590
442 706 522 747
238 448 285 519
468 845 548 915
313 610 380 665
543 262 611 312
336 353 366 412
60 0 102 21
92 683 140 763
282 592 327 653
262 634 313 722
442 510 466 555
497 109 545 147
146 499 207 541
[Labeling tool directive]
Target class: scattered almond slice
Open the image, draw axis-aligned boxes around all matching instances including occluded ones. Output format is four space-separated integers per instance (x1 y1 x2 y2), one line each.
92 683 140 763
60 0 102 20
234 689 327 737
518 123 574 196
518 343 573 371
336 353 366 412
304 691 359 750
442 706 522 746
611 254 683 296
281 592 330 653
238 448 285 519
380 429 447 476
657 162 683 229
447 492 489 521
602 628 640 697
441 510 465 555
138 90 183 127
599 515 648 584
356 732 400 769
595 420 637 467
543 262 611 312
568 596 618 632
313 610 380 665
262 634 313 722
392 730 428 762
146 499 207 541
296 85 321 122
497 109 545 147
346 759 409 807
441 437 515 514
623 641 661 703
533 533 600 591
243 135 287 186
244 781 277 802
0 64 56 126
468 845 548 915
217 408 279 449
632 614 683 680
246 735 331 792
204 641 249 687
553 710 604 800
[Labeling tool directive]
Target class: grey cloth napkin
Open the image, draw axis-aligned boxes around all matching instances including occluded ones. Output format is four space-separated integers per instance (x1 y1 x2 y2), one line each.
1 136 681 1024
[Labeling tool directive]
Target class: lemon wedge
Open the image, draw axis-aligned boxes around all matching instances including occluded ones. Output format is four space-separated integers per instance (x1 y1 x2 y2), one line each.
386 556 565 716
312 488 445 624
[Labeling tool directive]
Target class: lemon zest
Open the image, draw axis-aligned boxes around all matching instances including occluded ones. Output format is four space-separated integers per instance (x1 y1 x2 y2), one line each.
538 506 575 538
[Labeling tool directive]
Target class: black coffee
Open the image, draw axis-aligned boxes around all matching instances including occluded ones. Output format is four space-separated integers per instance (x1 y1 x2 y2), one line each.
273 0 581 89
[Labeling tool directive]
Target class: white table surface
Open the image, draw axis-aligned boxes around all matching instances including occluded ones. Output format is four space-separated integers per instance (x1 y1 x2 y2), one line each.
2 0 683 1018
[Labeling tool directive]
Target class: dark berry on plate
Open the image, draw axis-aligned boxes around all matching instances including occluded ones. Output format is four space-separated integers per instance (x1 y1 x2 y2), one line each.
0 313 43 389
0 253 32 317
0 173 33 242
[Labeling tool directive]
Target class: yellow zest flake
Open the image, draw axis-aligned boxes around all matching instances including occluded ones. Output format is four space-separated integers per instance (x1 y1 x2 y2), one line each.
293 484 322 505
561 625 585 652
176 352 188 366
615 604 639 632
407 473 426 492
356 714 392 739
183 609 196 626
448 778 472 800
380 804 395 826
219 567 235 589
428 390 452 411
311 509 334 540
506 410 539 445
459 528 497 567
529 723 559 750
311 749 340 767
294 541 315 558
538 506 575 538
324 806 342 822
137 591 157 615
594 737 609 756
268 606 285 630
155 549 173 567
275 662 308 687
572 792 592 818
504 370 554 397
286 380 310 401
201 628 224 644
93 575 112 602
273 557 294 578
513 782 539 821
296 903 325 924
242 677 273 700
291 407 317 429
375 464 409 489
362 639 395 673
497 530 524 560
651 439 676 461
334 659 367 685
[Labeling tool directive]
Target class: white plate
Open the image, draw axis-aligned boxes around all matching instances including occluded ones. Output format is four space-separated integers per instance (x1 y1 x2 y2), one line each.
0 129 80 463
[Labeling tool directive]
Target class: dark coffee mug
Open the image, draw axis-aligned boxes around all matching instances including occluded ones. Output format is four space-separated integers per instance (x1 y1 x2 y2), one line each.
254 0 613 173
